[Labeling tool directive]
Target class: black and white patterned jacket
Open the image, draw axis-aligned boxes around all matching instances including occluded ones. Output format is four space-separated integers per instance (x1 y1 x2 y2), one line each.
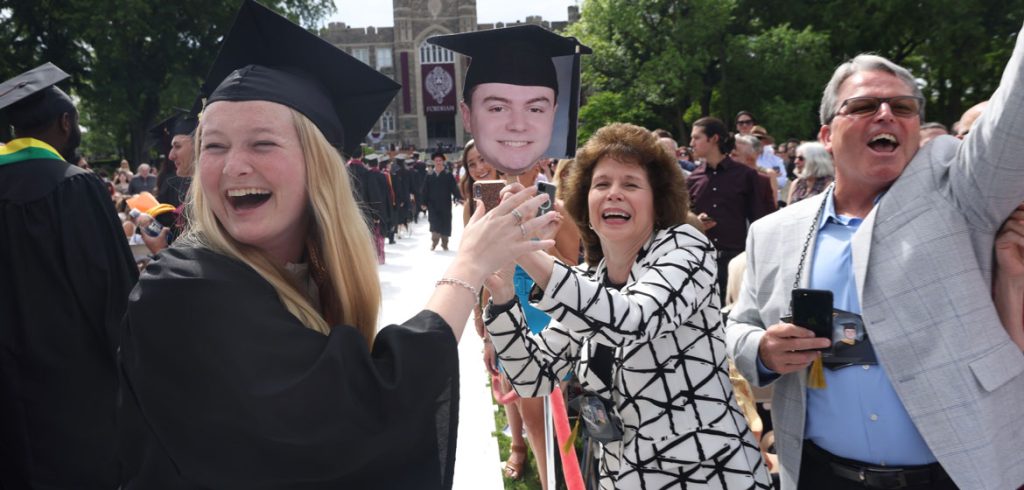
486 224 771 489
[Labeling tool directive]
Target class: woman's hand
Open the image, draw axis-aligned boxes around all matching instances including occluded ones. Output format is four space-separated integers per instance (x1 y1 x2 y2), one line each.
482 340 499 376
483 261 517 304
995 203 1024 282
454 185 558 285
534 199 566 242
994 202 1024 351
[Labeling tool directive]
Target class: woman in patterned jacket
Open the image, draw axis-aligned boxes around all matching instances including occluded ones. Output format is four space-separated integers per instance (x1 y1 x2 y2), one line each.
483 123 772 489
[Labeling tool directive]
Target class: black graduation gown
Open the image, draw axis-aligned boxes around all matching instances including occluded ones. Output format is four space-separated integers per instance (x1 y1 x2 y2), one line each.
156 174 190 209
0 158 138 488
364 168 392 229
391 167 412 225
422 171 459 236
411 163 427 209
119 246 459 489
346 161 370 208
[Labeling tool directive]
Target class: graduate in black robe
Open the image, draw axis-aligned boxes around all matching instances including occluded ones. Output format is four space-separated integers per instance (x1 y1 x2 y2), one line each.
390 159 413 234
120 246 460 489
117 2 557 488
0 63 138 488
422 153 461 250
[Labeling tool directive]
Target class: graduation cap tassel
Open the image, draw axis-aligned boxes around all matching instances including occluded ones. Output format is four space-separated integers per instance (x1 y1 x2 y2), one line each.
808 354 827 389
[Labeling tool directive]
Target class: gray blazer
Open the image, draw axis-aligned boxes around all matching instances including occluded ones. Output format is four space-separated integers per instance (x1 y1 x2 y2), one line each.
726 23 1024 490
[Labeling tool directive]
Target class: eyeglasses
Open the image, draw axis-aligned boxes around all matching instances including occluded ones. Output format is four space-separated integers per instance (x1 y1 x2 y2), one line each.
833 96 924 121
794 155 806 161
736 119 754 126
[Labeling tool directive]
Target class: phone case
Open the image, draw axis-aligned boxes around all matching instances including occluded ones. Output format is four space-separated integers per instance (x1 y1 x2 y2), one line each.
536 181 557 216
792 288 833 350
473 180 505 211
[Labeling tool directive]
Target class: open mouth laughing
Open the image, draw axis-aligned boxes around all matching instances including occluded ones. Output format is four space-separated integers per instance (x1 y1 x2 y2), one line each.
226 187 272 210
602 209 632 224
867 133 899 153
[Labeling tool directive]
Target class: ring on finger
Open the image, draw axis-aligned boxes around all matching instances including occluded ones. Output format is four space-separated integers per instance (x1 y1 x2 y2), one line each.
511 209 523 225
519 223 527 238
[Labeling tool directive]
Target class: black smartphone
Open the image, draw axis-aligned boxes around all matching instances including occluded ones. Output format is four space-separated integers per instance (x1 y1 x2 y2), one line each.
473 179 505 212
536 181 557 217
791 288 833 351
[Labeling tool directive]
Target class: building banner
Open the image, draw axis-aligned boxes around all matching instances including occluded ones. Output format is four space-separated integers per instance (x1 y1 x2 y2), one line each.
421 63 456 119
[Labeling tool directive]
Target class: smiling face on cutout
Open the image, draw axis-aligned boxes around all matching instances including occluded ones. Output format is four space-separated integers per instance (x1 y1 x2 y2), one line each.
460 82 556 175
198 100 310 265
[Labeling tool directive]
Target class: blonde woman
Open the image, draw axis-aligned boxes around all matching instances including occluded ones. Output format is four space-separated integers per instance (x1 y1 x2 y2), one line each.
118 2 558 488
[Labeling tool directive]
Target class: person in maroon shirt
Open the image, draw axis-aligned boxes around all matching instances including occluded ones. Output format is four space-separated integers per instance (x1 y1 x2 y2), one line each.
687 117 773 299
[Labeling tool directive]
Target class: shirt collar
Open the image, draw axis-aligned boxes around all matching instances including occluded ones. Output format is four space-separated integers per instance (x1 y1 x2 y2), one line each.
816 184 883 229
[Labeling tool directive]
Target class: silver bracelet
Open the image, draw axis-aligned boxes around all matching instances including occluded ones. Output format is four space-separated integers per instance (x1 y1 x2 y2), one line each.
436 277 478 300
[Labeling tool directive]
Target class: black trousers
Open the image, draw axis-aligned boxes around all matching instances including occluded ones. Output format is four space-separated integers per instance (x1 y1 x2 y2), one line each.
715 249 742 305
798 441 957 490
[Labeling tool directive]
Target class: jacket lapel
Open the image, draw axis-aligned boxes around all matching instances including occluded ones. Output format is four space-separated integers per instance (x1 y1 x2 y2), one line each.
851 205 878 306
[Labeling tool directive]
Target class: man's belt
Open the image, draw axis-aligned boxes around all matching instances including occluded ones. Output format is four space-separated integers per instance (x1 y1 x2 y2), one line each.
804 440 950 489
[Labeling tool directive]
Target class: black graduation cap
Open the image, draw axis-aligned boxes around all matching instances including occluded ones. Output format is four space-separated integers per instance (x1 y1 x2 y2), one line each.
200 0 400 156
427 25 592 98
0 62 76 131
147 108 198 156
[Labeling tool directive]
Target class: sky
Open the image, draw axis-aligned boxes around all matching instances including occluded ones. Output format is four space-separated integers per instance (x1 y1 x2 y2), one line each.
328 0 580 28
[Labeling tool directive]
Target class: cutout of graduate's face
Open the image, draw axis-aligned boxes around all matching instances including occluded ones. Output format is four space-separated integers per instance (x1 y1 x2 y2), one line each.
198 100 310 266
460 82 556 175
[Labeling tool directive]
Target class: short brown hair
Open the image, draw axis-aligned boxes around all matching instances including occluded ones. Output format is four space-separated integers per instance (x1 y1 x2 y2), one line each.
562 123 690 266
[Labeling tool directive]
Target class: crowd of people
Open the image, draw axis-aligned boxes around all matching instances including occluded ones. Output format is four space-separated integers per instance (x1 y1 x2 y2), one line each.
1 1 1023 489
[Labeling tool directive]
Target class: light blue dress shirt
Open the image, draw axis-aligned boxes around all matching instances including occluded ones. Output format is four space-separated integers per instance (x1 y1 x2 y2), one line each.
801 190 936 466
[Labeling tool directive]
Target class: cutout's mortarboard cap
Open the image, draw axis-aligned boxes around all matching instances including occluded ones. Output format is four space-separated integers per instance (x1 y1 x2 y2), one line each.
201 0 399 155
0 63 76 130
428 25 591 98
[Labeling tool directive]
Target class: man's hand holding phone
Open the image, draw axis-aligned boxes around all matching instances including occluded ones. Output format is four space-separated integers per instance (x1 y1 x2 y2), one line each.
758 323 831 374
759 288 834 374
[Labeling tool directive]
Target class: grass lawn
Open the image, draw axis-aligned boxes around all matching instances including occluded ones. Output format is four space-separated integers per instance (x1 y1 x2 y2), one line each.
491 385 543 489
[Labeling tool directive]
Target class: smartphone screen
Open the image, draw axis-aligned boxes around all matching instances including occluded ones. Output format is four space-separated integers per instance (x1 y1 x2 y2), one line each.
473 180 505 212
536 181 557 217
792 288 833 351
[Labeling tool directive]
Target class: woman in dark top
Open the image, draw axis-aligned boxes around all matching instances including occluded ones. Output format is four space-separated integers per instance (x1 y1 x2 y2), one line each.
118 2 558 488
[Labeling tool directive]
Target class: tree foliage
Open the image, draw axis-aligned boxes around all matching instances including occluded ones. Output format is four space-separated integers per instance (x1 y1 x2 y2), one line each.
570 0 1023 144
0 0 335 164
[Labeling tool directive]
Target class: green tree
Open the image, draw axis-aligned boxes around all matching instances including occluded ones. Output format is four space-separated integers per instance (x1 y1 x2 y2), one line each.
741 0 1024 126
717 24 832 140
567 0 736 141
569 0 1023 144
0 0 335 164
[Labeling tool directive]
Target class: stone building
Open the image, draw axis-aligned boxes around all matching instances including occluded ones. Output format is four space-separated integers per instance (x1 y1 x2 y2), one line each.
320 0 579 152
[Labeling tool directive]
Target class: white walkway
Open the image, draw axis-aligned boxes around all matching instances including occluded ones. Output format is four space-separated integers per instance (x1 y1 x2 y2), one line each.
375 205 505 490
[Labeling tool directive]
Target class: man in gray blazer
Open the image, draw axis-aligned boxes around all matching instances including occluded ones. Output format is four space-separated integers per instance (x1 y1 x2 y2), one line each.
727 23 1024 490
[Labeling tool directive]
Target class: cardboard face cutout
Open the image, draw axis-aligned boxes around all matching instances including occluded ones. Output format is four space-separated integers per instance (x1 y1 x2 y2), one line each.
431 25 590 175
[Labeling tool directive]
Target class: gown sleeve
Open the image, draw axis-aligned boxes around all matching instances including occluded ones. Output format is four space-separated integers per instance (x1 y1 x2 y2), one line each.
119 247 458 490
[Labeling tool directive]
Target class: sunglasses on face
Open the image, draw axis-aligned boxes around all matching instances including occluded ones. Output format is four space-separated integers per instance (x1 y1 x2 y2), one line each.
834 96 924 121
795 155 806 161
737 119 754 126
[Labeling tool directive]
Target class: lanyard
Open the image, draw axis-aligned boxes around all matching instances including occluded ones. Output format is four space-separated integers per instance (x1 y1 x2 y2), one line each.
791 182 836 292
